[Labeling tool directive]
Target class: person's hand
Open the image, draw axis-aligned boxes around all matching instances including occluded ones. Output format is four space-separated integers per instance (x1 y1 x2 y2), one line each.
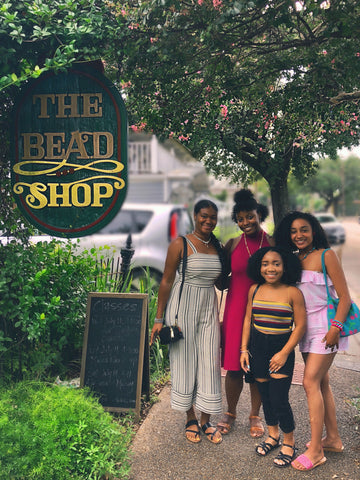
240 352 250 373
322 326 340 351
269 351 288 373
150 323 163 345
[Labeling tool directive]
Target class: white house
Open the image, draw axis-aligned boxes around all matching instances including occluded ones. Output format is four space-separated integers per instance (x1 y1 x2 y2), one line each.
126 132 210 205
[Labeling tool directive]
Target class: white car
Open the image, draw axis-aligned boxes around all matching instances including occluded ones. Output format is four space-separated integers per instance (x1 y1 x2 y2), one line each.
76 203 193 284
314 213 346 246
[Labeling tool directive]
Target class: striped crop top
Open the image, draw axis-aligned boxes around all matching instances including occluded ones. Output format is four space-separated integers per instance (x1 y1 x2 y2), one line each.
252 300 293 334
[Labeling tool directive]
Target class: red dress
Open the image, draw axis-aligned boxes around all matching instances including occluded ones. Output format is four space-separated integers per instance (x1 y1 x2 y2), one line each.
221 229 270 371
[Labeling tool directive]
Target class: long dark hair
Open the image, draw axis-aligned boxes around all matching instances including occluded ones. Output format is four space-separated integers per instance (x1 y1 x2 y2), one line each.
274 211 329 251
247 246 302 285
193 199 227 276
231 189 269 224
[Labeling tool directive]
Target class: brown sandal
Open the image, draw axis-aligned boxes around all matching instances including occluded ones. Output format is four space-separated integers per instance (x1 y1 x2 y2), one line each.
185 419 201 443
217 412 236 435
249 415 265 438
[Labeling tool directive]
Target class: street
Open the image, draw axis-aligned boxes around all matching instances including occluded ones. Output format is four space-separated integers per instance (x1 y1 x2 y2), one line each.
340 218 360 302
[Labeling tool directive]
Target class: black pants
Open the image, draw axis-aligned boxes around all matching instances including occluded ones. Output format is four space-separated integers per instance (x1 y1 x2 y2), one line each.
250 328 295 433
256 376 295 433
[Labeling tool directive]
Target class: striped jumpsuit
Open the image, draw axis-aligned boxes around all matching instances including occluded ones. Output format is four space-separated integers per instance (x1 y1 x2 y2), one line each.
165 237 222 414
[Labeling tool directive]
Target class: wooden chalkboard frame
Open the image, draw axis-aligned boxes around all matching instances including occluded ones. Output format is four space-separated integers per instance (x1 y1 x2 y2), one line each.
80 292 149 420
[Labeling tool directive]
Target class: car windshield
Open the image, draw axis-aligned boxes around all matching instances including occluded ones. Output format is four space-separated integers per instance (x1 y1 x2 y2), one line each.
316 215 336 223
99 210 153 234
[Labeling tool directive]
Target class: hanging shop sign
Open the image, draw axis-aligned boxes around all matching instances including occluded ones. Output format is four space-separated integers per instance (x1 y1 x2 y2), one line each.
11 63 128 237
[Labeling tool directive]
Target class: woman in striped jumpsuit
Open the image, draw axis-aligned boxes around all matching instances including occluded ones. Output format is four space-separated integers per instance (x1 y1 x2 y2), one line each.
151 199 227 444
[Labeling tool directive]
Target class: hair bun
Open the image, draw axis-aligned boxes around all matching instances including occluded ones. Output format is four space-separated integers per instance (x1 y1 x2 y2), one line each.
233 189 255 204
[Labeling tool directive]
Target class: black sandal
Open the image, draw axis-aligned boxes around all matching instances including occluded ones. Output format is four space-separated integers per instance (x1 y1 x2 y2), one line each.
201 422 222 444
255 435 280 456
185 419 201 443
273 444 298 468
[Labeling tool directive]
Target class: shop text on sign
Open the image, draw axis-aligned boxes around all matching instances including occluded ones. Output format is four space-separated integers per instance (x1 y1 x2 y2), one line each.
11 63 128 237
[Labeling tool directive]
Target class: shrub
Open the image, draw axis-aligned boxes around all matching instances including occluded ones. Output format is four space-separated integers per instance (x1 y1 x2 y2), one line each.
0 240 98 381
0 381 133 480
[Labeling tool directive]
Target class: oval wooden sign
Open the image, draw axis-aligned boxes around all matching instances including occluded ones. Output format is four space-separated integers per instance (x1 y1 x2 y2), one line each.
11 63 128 237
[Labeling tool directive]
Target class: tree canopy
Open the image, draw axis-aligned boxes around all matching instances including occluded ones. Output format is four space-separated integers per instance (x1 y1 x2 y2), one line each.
115 0 360 223
1 0 360 228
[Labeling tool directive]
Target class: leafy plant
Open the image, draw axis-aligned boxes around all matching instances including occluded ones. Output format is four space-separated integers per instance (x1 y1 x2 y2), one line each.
0 381 133 479
0 240 97 381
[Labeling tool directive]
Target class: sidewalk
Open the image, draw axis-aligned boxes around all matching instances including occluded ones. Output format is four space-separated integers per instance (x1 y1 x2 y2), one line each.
130 335 360 480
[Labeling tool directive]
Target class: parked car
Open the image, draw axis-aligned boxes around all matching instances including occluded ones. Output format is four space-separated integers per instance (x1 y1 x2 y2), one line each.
76 203 193 285
314 212 346 245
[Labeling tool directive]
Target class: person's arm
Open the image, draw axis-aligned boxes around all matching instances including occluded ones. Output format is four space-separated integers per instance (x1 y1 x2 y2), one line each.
239 284 256 372
322 248 352 349
150 237 183 345
268 287 307 373
214 238 233 290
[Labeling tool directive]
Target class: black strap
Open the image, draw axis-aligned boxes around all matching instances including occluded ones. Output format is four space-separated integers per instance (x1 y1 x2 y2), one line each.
175 236 187 324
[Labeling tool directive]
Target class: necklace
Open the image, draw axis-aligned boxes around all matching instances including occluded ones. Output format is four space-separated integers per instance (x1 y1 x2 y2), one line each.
243 230 265 257
192 232 211 248
300 246 315 260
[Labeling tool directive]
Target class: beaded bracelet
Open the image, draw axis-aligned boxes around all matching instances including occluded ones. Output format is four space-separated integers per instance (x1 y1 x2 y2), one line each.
154 318 164 324
331 319 343 331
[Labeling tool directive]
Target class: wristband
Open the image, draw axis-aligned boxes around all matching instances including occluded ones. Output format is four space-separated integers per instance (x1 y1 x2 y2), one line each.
154 318 164 324
331 319 343 331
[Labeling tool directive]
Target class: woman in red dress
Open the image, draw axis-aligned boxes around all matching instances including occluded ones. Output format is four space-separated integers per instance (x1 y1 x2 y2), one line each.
217 189 273 437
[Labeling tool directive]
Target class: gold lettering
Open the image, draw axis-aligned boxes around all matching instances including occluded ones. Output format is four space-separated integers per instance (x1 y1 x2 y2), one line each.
92 183 114 206
33 94 56 118
28 183 48 209
44 132 65 159
65 131 89 159
22 133 45 160
56 94 80 118
48 183 72 207
82 93 102 117
92 132 114 159
72 184 91 207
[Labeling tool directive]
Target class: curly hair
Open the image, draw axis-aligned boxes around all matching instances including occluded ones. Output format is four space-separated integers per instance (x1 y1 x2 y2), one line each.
274 211 329 251
231 189 269 224
246 246 302 286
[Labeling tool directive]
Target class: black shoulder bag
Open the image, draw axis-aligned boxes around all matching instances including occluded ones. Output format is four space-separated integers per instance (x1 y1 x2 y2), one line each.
159 236 186 344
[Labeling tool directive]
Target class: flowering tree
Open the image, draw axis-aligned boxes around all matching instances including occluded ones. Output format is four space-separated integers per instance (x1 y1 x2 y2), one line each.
115 0 360 224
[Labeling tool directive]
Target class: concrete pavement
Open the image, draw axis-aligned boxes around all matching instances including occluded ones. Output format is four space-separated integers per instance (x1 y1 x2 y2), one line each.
130 334 360 480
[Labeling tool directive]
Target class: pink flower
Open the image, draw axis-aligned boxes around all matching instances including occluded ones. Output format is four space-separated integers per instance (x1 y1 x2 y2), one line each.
198 0 204 4
213 0 222 9
220 104 228 118
322 50 327 55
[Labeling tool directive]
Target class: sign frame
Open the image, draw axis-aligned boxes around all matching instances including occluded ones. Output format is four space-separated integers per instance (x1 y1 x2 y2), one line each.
80 292 149 421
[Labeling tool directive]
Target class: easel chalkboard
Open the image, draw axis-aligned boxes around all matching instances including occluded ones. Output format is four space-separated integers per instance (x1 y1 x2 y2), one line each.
80 292 150 420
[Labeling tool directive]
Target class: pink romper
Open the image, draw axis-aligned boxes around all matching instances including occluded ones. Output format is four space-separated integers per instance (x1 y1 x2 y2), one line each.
297 270 348 354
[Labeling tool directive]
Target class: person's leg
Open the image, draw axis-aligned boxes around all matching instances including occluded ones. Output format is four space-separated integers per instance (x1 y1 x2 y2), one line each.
217 370 243 434
269 374 296 466
292 352 336 468
249 381 264 437
321 371 343 450
254 379 280 455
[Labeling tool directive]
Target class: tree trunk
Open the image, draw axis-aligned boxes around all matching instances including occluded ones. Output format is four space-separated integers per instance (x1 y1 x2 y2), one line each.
270 178 289 228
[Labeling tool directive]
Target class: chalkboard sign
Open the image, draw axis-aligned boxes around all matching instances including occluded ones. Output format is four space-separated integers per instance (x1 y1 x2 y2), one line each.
80 292 149 420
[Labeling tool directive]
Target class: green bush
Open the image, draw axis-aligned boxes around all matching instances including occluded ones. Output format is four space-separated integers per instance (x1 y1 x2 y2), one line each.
0 240 98 381
0 381 133 480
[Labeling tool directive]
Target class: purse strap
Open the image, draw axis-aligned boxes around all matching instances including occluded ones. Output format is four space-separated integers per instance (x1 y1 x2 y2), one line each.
321 248 332 300
175 236 187 324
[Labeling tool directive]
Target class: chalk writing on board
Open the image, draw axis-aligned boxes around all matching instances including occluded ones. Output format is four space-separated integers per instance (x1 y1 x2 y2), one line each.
80 292 149 419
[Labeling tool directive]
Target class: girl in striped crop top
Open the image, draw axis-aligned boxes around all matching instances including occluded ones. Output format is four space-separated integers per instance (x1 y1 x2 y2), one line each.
240 247 307 468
